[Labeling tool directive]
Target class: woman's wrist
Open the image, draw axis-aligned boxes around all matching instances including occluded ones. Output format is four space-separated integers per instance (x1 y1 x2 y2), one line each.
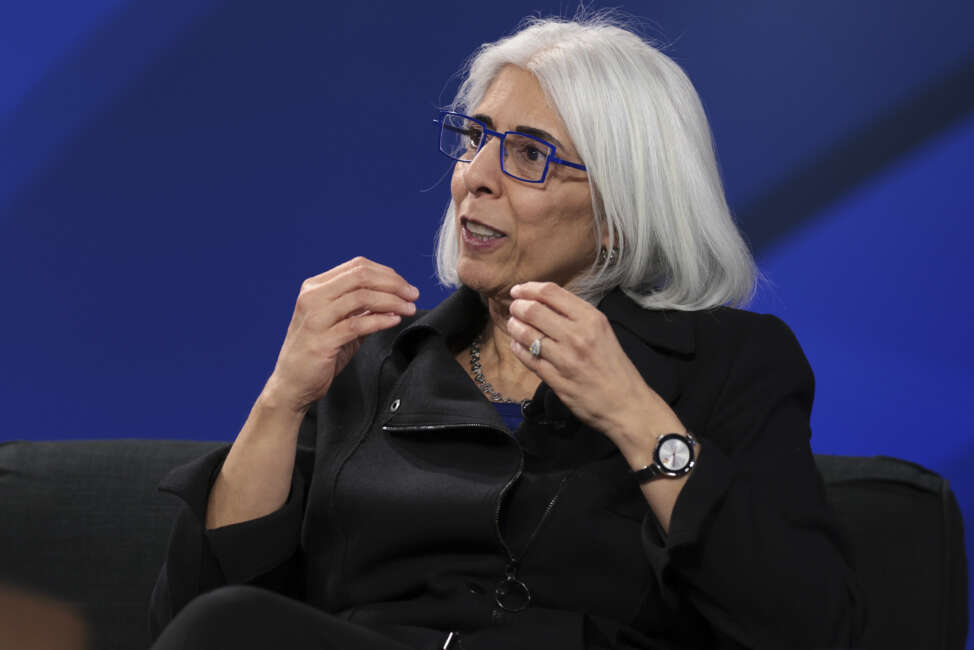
608 387 686 470
612 395 695 536
259 375 312 418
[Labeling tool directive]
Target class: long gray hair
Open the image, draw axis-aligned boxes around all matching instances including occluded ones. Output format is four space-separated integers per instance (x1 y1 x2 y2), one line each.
434 14 758 310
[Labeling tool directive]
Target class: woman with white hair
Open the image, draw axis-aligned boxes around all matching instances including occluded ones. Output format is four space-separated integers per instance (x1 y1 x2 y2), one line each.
149 14 864 650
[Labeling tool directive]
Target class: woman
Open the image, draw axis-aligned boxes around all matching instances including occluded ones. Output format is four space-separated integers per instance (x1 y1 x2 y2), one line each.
149 15 864 650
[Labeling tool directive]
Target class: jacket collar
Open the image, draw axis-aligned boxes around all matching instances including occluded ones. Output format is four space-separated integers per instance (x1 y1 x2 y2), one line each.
392 285 696 357
390 286 486 356
384 286 695 461
597 288 695 356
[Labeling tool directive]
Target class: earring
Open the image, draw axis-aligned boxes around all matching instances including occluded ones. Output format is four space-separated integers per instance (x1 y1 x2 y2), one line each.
598 246 619 265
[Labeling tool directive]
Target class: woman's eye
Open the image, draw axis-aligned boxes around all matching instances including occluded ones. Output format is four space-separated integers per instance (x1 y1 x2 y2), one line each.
464 127 483 149
516 143 544 162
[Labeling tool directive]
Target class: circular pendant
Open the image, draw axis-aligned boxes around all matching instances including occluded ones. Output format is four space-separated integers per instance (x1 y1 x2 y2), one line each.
494 576 531 612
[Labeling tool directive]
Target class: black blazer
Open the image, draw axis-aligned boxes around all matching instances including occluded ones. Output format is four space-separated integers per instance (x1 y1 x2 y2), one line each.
151 286 865 649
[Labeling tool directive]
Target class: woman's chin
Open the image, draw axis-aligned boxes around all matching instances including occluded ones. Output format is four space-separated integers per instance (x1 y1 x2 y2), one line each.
457 263 511 299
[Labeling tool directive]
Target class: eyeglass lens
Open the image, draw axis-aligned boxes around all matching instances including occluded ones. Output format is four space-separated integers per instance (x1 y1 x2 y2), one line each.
439 114 552 182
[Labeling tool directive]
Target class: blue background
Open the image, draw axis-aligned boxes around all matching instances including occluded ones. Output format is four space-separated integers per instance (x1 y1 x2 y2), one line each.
2 0 971 638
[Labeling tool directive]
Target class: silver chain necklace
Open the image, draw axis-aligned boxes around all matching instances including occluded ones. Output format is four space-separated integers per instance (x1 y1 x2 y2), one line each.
469 334 519 403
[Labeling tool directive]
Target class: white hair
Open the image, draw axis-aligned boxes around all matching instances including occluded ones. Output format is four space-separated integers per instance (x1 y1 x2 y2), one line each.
434 13 758 310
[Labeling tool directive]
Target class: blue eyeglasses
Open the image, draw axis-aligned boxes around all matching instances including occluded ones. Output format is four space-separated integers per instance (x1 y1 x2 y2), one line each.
433 111 587 183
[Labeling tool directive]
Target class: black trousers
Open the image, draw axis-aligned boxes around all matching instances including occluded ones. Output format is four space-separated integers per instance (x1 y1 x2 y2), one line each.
150 586 456 650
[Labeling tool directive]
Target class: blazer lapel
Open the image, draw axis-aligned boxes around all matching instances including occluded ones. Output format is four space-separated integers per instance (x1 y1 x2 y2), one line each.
382 288 505 433
381 335 506 433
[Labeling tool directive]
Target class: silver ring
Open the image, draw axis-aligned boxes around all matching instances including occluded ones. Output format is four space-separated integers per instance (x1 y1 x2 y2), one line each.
529 337 542 358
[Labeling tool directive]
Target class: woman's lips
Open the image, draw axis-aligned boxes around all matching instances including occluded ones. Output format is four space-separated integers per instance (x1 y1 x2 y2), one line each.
460 218 506 252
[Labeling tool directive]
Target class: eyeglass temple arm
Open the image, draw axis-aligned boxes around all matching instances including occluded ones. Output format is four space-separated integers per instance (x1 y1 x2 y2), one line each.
552 158 586 171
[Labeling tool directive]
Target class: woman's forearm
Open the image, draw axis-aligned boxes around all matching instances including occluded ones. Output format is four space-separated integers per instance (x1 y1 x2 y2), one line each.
204 386 307 530
611 388 694 536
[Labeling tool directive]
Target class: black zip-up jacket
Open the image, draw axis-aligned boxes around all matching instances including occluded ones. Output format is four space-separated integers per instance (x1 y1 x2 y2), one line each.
150 286 865 649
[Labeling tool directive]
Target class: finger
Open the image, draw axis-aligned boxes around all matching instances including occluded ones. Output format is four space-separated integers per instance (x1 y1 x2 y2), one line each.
508 298 571 343
506 314 566 368
510 337 566 393
509 281 585 320
324 264 419 302
306 257 419 302
329 312 404 348
302 256 378 289
306 256 392 286
327 288 416 327
297 265 418 324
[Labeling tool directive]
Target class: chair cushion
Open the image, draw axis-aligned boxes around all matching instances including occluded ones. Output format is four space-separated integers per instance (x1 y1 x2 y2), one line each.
0 439 222 650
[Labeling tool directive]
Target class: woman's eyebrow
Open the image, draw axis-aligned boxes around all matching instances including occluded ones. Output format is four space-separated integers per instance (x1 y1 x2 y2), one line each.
514 125 565 151
472 113 566 151
472 113 495 128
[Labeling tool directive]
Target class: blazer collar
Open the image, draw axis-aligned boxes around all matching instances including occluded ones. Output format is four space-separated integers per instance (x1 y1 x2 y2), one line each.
390 285 486 355
392 285 696 357
385 286 695 461
597 287 696 356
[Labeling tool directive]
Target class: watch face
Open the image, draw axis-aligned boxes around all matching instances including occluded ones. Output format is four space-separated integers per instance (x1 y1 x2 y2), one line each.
657 437 691 471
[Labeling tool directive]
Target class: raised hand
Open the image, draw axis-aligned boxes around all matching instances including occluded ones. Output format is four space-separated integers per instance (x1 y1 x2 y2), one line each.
266 257 419 413
505 281 684 451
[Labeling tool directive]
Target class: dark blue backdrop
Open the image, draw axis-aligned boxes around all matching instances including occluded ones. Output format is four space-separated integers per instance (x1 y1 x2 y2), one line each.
2 0 972 638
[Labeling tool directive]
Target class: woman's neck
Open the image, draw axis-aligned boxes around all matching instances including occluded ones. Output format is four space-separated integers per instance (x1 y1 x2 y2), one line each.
475 295 541 401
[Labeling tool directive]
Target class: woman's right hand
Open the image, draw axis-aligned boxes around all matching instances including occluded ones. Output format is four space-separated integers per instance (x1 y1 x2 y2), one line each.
264 257 419 413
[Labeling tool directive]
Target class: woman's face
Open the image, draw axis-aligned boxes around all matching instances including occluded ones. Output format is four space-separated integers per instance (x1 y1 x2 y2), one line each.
451 65 596 302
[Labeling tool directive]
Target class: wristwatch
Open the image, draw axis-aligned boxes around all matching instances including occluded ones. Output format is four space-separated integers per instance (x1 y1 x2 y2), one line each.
631 432 697 483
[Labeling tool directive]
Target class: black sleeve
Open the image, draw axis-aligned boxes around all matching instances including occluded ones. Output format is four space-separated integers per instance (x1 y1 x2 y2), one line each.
640 314 866 649
148 406 317 642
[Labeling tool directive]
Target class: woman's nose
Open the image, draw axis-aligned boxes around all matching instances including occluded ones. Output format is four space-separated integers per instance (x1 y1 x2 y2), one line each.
463 136 502 195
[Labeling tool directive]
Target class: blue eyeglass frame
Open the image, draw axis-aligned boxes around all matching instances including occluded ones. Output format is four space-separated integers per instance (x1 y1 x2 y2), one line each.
433 111 587 184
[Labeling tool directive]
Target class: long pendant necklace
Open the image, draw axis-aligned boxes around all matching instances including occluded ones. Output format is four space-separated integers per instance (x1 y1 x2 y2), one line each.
493 471 574 612
469 333 574 612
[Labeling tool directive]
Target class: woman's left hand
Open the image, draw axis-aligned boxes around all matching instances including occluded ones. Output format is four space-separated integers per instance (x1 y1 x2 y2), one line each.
507 282 684 453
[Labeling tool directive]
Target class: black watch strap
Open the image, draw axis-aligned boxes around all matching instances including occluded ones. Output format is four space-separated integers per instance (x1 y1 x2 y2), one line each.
632 463 665 482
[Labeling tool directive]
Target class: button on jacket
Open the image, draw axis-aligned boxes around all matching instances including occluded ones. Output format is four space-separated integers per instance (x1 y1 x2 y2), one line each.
149 286 865 649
